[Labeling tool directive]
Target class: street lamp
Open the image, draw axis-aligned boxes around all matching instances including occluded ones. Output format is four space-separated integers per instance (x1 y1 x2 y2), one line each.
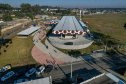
71 55 73 79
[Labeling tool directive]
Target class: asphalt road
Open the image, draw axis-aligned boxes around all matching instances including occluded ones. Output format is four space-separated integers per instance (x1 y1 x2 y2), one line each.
42 54 126 80
0 54 126 84
0 20 40 40
0 20 40 45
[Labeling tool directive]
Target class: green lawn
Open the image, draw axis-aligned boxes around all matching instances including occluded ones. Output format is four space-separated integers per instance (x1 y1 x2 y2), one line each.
55 41 104 56
83 13 126 45
41 28 53 45
0 35 36 67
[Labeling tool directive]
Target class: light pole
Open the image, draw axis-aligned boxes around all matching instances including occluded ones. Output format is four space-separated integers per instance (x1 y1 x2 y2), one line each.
71 55 73 79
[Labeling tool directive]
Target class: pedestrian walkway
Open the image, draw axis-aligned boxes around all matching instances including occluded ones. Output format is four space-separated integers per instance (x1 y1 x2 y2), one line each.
31 29 107 65
32 29 65 65
45 39 107 62
32 46 65 65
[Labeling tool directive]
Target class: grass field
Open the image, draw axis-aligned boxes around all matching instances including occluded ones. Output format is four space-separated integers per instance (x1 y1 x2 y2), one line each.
83 13 126 45
0 35 36 67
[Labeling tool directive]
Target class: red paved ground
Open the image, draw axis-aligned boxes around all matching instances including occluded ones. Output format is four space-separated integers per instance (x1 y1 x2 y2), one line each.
32 46 65 65
32 29 65 65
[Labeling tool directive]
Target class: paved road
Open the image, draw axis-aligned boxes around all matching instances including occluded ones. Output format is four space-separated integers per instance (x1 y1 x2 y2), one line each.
0 20 40 40
0 54 126 84
0 20 41 45
42 54 126 80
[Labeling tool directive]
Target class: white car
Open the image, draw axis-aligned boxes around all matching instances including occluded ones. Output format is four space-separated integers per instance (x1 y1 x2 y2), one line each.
0 64 12 72
25 68 36 77
36 66 45 75
14 79 28 84
1 71 15 81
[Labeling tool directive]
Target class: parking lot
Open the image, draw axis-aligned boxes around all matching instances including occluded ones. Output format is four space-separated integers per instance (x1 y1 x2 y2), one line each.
0 64 54 84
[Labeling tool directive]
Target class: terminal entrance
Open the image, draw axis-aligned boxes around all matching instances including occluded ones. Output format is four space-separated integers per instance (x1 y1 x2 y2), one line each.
65 34 73 39
61 34 77 39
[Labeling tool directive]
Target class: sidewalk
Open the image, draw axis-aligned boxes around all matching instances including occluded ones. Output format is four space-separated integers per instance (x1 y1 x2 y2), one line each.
32 45 65 65
45 38 107 62
32 29 107 64
32 30 65 65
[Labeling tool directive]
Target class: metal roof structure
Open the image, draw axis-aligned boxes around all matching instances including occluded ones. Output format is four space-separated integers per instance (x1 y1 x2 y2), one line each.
106 73 126 84
17 26 40 36
52 16 86 35
46 19 60 24
80 21 87 27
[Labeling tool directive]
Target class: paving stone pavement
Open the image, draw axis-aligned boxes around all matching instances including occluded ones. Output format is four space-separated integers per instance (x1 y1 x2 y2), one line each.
32 29 107 64
32 30 65 65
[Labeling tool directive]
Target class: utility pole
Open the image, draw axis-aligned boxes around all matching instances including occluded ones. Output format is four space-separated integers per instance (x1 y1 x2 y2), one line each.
71 55 73 79
80 10 82 21
105 42 107 53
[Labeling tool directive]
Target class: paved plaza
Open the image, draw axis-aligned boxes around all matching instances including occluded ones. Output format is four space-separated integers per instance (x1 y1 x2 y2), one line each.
31 29 107 65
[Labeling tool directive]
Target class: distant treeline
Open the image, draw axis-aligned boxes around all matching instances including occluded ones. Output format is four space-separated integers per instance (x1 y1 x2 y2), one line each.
40 5 61 9
86 8 126 10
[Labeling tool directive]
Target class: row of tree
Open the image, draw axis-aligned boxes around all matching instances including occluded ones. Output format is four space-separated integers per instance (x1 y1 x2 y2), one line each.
0 3 41 21
20 3 41 15
56 9 71 15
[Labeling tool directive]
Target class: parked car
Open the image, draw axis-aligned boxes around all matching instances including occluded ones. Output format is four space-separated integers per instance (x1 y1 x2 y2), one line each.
44 65 53 73
14 79 28 84
90 34 94 38
25 68 36 77
1 71 15 81
0 64 12 72
13 68 28 79
36 66 45 75
0 72 4 78
64 42 73 45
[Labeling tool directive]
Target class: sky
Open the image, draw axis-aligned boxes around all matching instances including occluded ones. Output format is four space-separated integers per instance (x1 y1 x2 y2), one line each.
1 0 126 8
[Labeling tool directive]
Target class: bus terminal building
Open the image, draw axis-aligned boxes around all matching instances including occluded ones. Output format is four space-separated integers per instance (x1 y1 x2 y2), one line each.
52 16 86 39
48 16 93 49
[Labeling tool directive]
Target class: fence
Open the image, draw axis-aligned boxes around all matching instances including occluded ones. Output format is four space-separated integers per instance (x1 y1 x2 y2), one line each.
2 23 22 32
80 73 105 84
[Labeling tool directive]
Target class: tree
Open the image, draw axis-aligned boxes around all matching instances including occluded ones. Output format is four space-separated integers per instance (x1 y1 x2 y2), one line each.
27 13 33 20
0 25 2 36
32 4 41 15
124 23 126 29
14 11 25 17
56 9 60 13
0 4 12 13
2 14 13 21
20 3 32 14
